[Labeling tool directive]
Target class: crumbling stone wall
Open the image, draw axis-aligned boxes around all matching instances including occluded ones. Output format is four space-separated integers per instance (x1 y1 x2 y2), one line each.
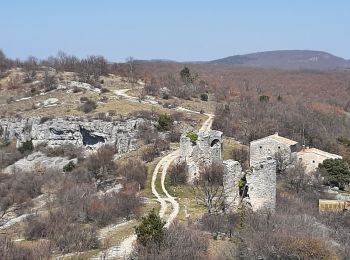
179 129 278 212
223 160 242 211
245 159 276 211
179 130 223 182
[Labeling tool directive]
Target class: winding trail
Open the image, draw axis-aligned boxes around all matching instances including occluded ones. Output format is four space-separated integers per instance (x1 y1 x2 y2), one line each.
92 88 214 259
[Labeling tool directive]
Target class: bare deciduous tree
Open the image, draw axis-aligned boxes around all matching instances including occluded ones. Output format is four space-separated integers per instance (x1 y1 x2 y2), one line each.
192 161 226 214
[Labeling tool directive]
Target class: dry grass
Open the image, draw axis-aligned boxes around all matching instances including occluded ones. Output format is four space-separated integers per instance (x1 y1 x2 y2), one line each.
223 137 247 160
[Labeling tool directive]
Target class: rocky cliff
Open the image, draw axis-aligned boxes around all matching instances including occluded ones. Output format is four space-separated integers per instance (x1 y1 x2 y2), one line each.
0 117 146 153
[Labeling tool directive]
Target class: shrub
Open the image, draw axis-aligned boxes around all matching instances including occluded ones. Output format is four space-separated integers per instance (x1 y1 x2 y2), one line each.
63 161 75 172
39 116 53 124
80 96 89 103
79 99 97 113
169 161 188 186
117 159 147 189
0 142 23 168
135 209 165 246
0 171 43 215
18 140 34 154
186 132 198 144
259 95 270 102
319 158 350 189
135 222 208 260
39 144 84 160
88 191 142 226
86 145 116 178
100 87 110 93
73 86 82 93
157 114 173 131
200 93 208 101
25 211 98 254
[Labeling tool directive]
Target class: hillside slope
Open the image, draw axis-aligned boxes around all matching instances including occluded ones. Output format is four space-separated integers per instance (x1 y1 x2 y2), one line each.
209 50 350 70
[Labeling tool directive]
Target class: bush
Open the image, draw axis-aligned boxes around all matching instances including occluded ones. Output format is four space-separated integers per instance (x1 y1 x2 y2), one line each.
200 93 208 101
88 191 142 226
79 99 97 113
186 132 198 144
18 140 34 154
157 114 173 131
169 161 188 186
259 95 270 102
0 171 43 215
100 87 110 93
141 139 170 162
39 143 84 160
117 159 147 189
39 116 53 124
135 222 208 260
319 158 350 189
0 142 23 169
63 161 75 172
25 211 98 254
135 209 165 246
0 235 52 260
86 145 116 178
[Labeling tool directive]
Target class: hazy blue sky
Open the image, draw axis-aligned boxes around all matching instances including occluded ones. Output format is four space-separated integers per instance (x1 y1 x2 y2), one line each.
1 0 349 61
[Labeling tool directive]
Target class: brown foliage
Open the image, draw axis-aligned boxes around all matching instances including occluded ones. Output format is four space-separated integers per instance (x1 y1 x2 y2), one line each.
135 222 208 260
0 141 24 169
0 171 43 216
117 158 147 189
24 210 98 254
0 235 52 260
86 145 116 178
168 161 188 186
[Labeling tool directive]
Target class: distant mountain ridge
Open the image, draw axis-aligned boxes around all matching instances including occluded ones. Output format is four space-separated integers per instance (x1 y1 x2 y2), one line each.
209 50 350 70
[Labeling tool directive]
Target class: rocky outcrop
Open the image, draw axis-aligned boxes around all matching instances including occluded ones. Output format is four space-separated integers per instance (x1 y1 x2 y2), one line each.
3 152 77 174
0 117 145 153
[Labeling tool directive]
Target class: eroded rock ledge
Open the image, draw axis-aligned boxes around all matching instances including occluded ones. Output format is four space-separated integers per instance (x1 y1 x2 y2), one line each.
0 117 146 153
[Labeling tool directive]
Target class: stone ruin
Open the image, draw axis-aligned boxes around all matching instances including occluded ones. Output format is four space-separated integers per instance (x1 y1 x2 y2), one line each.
179 130 223 182
179 130 277 212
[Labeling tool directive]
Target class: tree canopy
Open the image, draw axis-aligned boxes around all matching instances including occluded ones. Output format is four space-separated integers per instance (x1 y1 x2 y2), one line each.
319 158 350 189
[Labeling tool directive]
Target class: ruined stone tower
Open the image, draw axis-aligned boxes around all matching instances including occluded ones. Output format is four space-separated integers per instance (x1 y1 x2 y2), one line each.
246 159 276 211
223 160 243 211
179 130 223 182
179 129 277 212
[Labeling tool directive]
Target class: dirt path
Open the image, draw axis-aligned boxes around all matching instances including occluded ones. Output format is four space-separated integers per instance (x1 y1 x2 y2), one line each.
97 88 214 259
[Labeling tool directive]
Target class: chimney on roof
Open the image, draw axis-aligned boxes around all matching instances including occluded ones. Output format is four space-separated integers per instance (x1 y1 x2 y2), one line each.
275 132 279 136
302 145 305 151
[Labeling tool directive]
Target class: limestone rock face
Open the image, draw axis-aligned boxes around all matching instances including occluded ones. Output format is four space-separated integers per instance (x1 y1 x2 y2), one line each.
3 151 77 174
0 117 145 153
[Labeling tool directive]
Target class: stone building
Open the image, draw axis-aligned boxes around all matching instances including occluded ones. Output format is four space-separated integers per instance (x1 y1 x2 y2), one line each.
250 132 297 166
297 147 342 174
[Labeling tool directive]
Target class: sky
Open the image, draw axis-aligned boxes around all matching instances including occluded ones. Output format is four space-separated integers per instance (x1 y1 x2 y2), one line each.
1 0 349 62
